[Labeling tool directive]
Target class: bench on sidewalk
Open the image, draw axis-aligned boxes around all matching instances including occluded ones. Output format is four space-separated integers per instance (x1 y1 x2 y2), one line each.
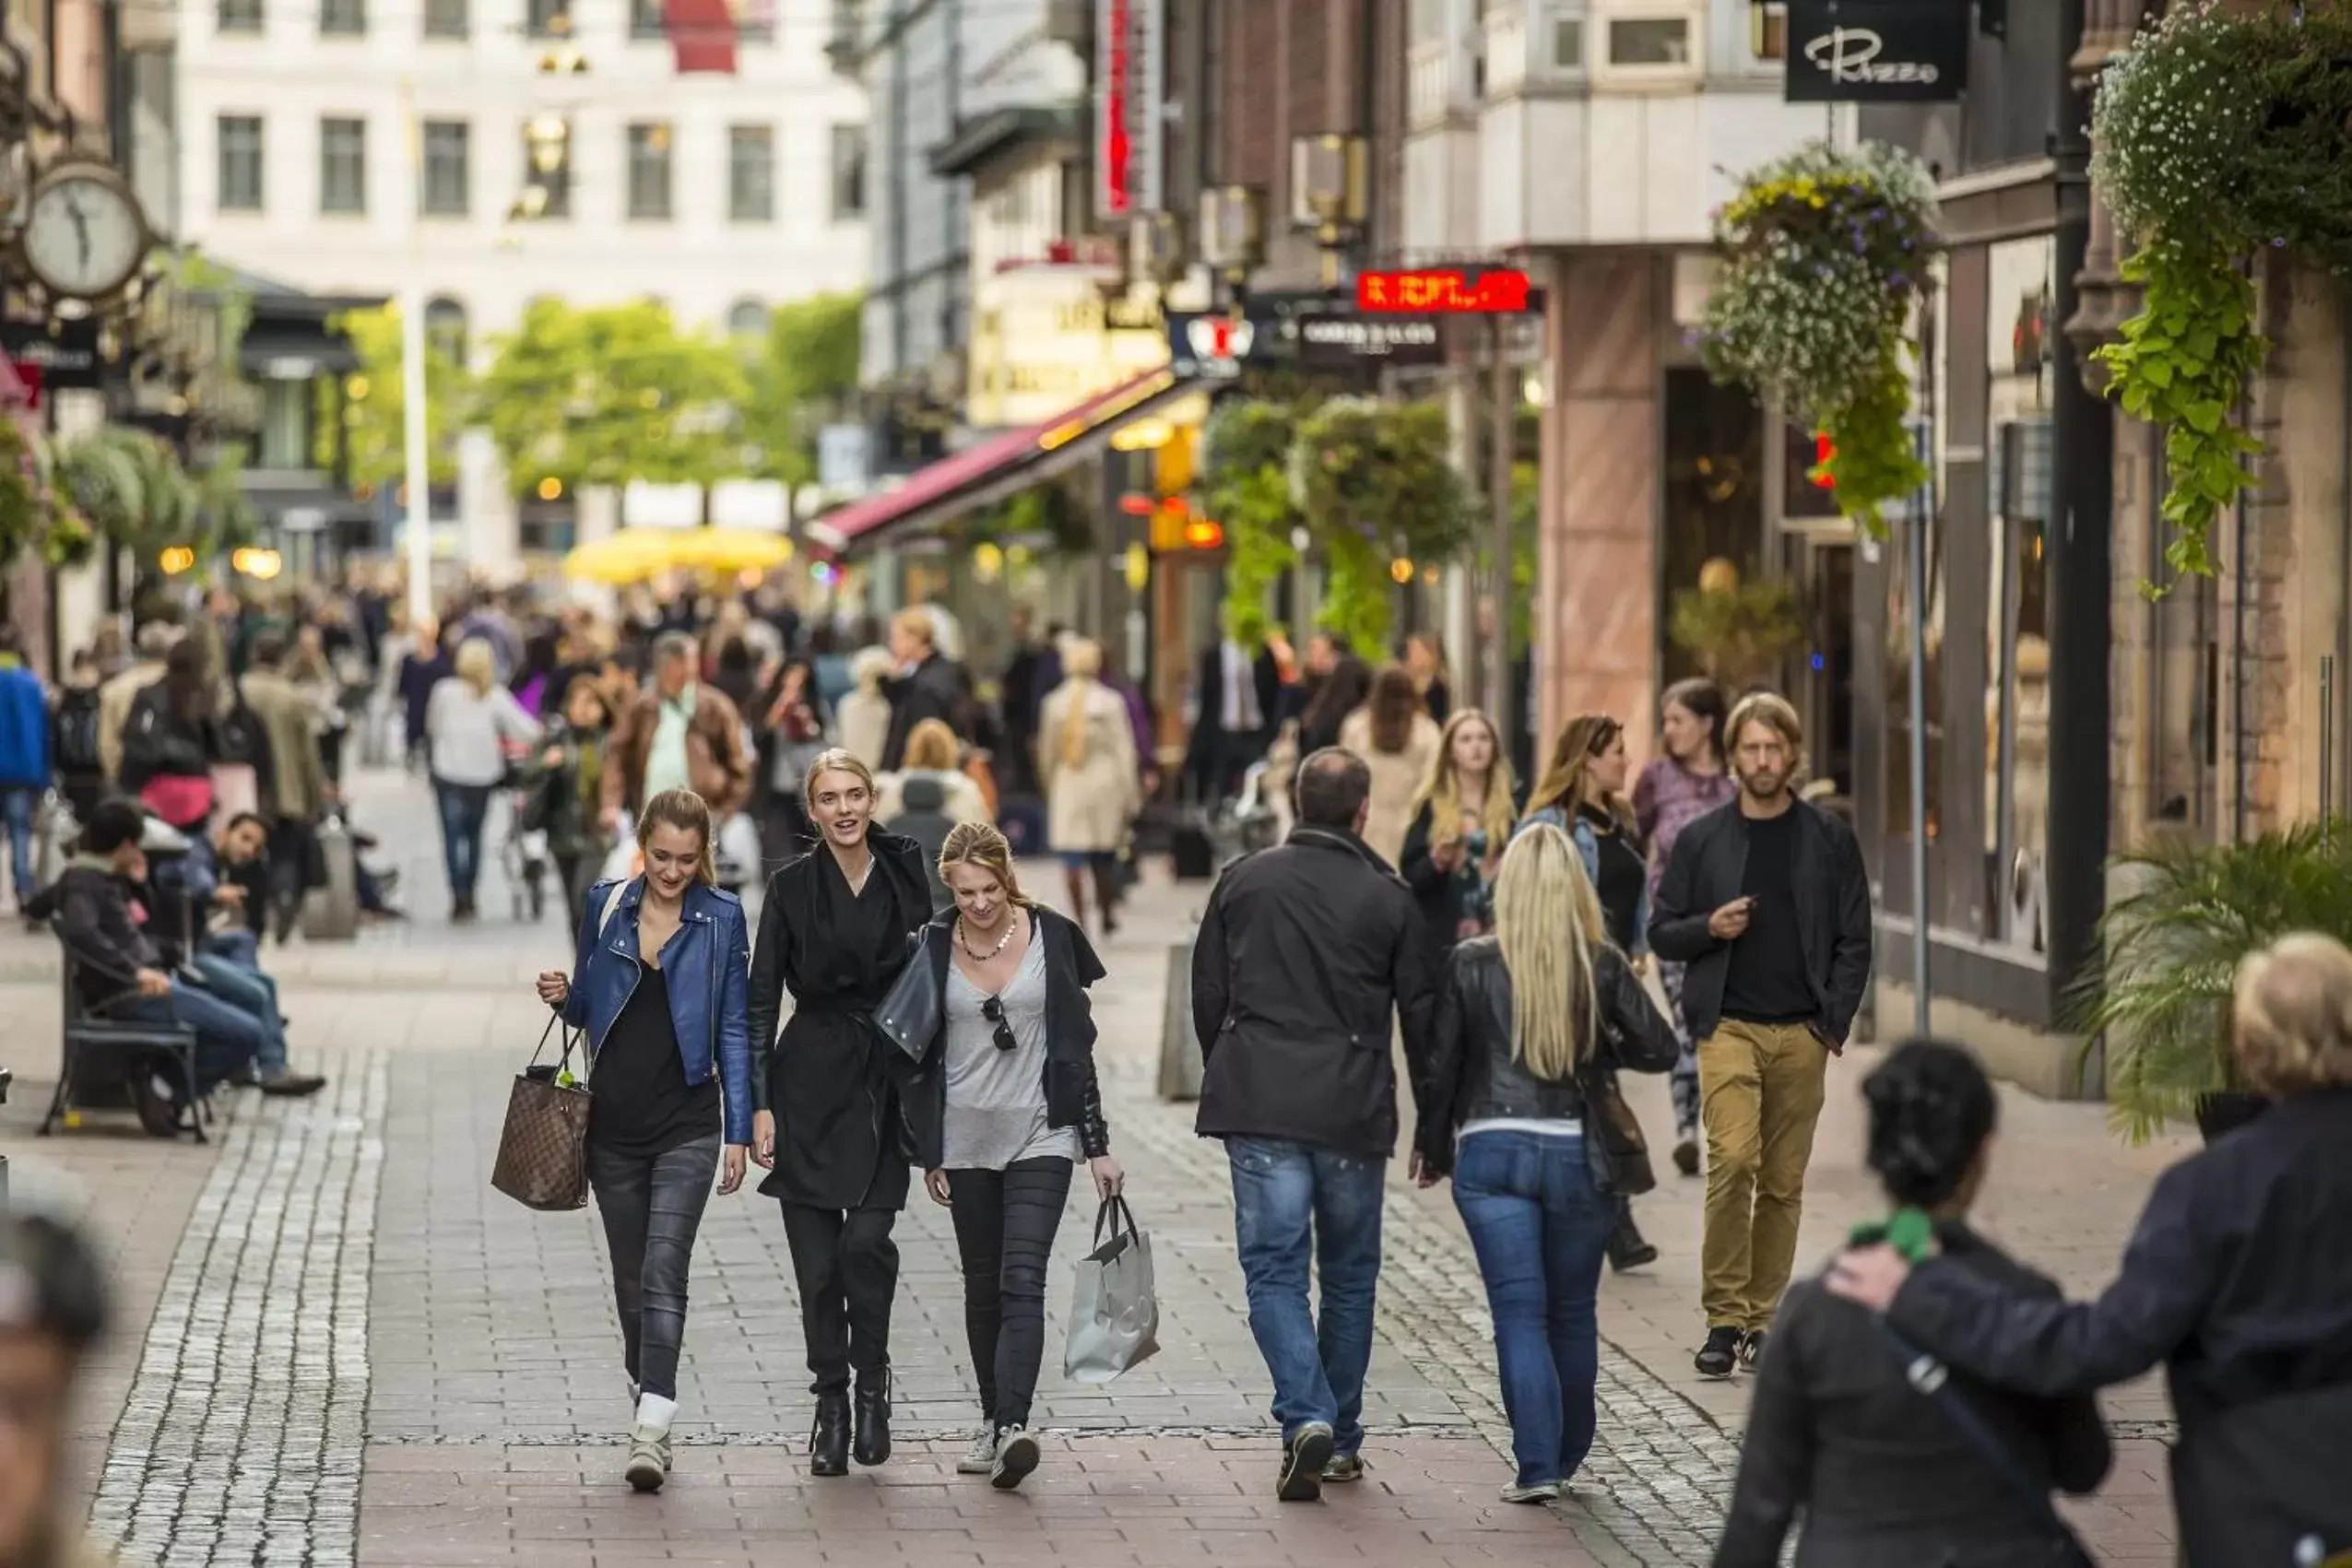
42 921 209 1143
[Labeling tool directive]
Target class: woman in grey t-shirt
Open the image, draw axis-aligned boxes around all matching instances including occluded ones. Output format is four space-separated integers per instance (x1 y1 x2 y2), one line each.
898 822 1123 1491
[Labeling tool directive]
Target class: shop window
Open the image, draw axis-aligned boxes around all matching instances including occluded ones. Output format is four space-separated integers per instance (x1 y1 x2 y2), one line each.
1659 367 1767 687
1982 235 2053 951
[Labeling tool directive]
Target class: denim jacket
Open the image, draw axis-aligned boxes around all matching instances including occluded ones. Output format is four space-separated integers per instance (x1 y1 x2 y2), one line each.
561 877 755 1146
1517 805 1649 957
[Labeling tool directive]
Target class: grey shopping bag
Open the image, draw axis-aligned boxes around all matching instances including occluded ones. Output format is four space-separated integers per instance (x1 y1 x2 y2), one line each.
1064 1197 1160 1384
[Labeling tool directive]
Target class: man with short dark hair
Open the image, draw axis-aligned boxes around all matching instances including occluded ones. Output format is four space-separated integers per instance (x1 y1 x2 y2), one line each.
1191 747 1436 1502
1653 691 1872 1380
603 631 751 828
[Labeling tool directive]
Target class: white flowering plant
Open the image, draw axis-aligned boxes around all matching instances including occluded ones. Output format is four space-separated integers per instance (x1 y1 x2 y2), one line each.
1697 140 1940 531
2090 0 2352 582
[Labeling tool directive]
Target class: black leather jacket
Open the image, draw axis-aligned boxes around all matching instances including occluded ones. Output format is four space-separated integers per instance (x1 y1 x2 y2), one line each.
879 905 1112 1165
1413 937 1679 1178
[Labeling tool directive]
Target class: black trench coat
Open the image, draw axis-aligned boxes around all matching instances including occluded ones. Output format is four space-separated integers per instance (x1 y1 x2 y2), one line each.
747 831 930 1209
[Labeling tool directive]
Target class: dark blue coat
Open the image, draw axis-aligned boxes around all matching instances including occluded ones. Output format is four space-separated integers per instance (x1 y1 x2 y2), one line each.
561 877 754 1146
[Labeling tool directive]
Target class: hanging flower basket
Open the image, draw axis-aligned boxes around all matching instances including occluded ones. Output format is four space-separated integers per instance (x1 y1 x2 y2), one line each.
2088 1 2352 584
1697 139 1940 531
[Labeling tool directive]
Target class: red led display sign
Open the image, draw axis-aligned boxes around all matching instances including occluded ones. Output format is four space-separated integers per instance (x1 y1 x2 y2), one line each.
1356 268 1534 313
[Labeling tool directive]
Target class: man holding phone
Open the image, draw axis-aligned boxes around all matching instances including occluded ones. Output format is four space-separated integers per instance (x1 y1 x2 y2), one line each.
1650 692 1872 1381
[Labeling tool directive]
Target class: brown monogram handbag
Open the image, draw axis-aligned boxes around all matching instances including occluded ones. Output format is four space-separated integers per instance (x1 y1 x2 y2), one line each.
490 1016 594 1212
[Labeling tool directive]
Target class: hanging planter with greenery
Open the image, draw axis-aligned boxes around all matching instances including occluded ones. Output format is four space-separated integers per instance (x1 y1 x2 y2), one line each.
1289 396 1478 660
1698 140 1940 531
1200 398 1304 647
2087 2 2352 583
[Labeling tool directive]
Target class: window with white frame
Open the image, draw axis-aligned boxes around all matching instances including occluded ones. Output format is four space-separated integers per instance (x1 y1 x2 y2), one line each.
1750 0 1787 62
218 115 265 211
1608 15 1688 64
728 125 774 221
320 116 367 215
421 120 469 216
627 123 673 220
219 0 264 33
1590 3 1699 77
1553 12 1585 67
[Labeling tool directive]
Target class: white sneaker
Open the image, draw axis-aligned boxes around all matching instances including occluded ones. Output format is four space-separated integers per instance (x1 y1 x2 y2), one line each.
1499 1480 1561 1504
625 1424 668 1492
956 1426 997 1476
989 1426 1040 1491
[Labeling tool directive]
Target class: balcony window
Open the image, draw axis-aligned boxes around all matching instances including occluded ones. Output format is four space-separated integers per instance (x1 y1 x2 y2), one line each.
728 125 774 222
830 124 867 220
320 0 364 36
526 0 568 37
421 120 469 217
219 0 264 33
320 116 367 215
1606 15 1689 65
627 123 673 220
423 0 467 37
217 114 265 211
630 0 664 39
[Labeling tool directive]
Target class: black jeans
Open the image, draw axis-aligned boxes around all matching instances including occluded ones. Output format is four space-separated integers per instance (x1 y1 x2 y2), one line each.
779 1203 900 1396
947 1159 1073 1431
589 1133 721 1401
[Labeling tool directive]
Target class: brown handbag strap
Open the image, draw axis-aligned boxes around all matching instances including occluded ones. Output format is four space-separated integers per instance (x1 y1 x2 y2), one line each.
526 1014 585 1079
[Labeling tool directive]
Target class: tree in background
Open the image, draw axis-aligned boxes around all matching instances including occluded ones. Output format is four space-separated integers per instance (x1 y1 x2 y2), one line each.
738 292 862 488
321 305 475 491
479 298 748 496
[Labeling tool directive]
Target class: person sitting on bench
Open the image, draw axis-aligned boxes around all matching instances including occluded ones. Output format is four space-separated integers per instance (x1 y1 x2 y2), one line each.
26 800 306 1131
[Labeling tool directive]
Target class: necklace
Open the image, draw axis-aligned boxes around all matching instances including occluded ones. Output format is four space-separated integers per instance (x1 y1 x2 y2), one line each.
957 912 1016 960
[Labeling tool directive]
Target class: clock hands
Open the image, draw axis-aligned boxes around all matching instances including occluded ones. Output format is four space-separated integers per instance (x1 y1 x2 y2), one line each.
64 191 92 270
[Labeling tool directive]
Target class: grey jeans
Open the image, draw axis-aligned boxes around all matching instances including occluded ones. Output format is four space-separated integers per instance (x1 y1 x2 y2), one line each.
588 1132 721 1401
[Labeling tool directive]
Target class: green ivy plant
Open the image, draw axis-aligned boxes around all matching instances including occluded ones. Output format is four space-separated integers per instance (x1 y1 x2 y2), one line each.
2089 2 2352 584
0 419 38 569
1200 398 1306 647
1698 140 1939 531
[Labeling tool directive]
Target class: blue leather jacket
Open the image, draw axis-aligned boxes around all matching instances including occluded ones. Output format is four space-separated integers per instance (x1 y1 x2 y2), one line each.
560 877 754 1146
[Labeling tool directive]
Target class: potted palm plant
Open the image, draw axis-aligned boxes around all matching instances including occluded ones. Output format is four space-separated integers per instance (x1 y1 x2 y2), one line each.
2076 825 2352 1143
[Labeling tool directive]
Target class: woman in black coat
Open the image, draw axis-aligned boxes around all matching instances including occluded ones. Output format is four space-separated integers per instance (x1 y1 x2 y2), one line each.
1715 1039 2110 1566
1398 708 1519 973
1826 934 2352 1567
747 748 932 1480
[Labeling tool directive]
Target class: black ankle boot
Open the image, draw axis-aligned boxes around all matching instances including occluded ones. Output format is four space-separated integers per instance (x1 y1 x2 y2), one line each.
810 1392 852 1477
852 1374 892 1467
1607 1214 1660 1274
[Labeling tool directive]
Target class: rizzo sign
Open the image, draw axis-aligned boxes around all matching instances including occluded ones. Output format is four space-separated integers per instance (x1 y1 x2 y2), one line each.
1785 0 1968 103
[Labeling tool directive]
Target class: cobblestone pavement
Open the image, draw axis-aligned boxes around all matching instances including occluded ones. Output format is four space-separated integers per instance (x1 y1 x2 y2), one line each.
0 768 2193 1565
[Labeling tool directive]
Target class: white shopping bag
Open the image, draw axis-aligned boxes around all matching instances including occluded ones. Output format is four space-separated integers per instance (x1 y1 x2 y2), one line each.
598 816 638 884
715 812 761 888
1064 1197 1160 1384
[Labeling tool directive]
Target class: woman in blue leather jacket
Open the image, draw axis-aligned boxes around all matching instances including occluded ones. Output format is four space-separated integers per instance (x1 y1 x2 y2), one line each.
534 786 753 1495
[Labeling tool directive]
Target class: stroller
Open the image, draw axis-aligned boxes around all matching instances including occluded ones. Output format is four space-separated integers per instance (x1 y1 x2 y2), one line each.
499 737 556 923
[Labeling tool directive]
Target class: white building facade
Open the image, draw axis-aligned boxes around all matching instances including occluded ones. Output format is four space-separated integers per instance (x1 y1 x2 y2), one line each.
173 0 869 565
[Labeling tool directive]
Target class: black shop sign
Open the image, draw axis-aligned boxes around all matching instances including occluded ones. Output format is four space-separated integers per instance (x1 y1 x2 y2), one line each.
1294 314 1446 369
1785 0 1968 102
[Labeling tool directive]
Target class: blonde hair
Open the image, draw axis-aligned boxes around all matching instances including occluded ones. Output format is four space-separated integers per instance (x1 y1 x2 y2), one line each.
903 718 961 772
1727 690 1805 771
454 637 497 697
891 607 938 651
2233 932 2352 1097
1412 708 1517 852
1528 713 1630 824
801 748 879 809
636 788 716 885
1493 822 1608 1081
1055 639 1104 771
938 820 1037 909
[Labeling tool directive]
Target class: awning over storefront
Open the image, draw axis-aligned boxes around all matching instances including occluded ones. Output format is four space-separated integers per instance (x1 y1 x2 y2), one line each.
805 368 1201 556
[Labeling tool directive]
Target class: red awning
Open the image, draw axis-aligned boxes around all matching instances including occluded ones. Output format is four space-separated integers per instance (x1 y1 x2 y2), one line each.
806 368 1187 554
665 0 737 72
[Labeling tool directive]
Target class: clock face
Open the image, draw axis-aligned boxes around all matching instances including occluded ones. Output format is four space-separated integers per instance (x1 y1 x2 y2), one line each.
22 173 147 299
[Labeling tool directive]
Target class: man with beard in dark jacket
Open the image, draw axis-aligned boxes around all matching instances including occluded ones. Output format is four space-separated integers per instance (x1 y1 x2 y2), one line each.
1190 747 1435 1503
879 608 967 772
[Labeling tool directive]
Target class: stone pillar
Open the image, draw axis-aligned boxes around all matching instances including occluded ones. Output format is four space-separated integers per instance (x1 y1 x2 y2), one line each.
1534 251 1660 761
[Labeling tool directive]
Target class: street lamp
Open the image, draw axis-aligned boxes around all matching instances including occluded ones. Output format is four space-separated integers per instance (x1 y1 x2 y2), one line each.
1290 134 1367 289
1197 184 1264 296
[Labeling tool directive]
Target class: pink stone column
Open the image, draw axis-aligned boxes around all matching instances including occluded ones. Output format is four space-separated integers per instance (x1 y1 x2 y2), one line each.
1534 251 1661 764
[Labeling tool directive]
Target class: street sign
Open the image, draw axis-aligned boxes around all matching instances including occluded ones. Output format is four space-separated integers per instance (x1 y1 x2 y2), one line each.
2 318 104 387
1294 313 1445 368
1785 0 1969 102
1167 312 1273 377
1356 268 1534 313
1095 0 1165 218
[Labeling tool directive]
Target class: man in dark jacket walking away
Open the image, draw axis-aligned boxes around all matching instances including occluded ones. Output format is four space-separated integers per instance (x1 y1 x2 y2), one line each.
879 608 967 772
1652 692 1872 1382
1191 748 1435 1503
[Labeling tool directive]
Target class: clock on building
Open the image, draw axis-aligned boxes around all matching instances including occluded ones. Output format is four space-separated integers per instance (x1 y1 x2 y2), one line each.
19 161 149 302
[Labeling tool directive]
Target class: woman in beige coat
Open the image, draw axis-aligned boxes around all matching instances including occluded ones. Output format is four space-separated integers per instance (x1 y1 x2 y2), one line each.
1039 637 1141 935
1339 664 1442 867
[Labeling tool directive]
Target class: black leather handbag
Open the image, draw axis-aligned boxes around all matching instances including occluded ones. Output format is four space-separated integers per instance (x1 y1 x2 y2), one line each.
871 929 941 1064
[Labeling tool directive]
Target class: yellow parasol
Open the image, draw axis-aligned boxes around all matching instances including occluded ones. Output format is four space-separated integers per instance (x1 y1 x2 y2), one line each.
662 527 796 572
561 525 795 583
561 527 679 584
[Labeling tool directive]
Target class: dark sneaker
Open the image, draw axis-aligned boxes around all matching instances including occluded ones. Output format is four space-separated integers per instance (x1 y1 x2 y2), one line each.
1606 1217 1660 1274
1321 1454 1365 1484
1672 1137 1701 1177
1695 1326 1742 1379
130 1070 183 1138
1278 1421 1335 1503
258 1071 328 1098
1738 1329 1768 1373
